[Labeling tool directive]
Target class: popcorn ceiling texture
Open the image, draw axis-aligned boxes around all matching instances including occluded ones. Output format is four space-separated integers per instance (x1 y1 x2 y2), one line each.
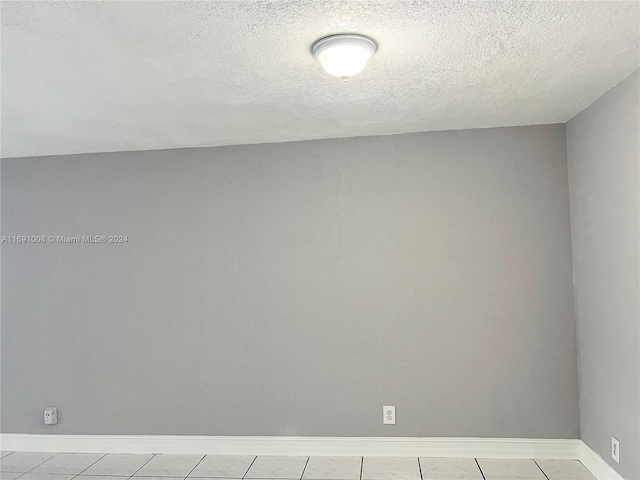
1 0 639 158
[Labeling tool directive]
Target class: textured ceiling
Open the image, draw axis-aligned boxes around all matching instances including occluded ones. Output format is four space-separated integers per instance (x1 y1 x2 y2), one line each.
1 1 639 158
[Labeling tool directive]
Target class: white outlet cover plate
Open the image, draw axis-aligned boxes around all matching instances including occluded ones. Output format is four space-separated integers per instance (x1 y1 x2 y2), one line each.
611 437 620 463
383 405 396 425
44 407 58 425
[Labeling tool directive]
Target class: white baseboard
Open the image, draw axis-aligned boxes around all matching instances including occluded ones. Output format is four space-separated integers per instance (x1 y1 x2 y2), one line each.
579 440 624 480
1 434 579 458
5 435 624 479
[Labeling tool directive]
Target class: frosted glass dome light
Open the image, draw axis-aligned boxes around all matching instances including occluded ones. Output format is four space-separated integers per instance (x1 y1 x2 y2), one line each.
312 34 377 79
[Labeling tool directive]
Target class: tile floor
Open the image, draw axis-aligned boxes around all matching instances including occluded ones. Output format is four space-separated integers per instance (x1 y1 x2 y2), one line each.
0 452 596 480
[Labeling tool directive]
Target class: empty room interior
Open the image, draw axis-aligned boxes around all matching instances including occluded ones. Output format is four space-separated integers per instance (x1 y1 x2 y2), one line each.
1 2 639 480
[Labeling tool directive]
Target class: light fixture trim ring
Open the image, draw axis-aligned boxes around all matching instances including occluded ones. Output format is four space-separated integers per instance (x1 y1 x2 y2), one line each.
311 33 378 58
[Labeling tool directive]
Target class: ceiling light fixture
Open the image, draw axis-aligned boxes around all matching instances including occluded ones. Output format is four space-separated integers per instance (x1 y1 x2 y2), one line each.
312 34 377 79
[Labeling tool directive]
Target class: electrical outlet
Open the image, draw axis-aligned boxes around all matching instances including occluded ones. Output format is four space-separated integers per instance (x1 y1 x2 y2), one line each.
383 405 395 425
44 407 57 425
611 437 620 463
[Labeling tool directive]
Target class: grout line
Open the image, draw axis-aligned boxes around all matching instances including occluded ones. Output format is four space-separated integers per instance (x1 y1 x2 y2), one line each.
475 459 486 480
184 454 206 479
12 452 61 479
359 456 363 480
71 453 108 479
577 459 591 471
298 456 310 480
130 453 157 477
417 457 423 480
533 459 550 480
241 455 257 480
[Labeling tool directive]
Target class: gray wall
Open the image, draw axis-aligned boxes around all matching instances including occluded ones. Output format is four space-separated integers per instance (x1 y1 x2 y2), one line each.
1 125 579 438
567 70 640 479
